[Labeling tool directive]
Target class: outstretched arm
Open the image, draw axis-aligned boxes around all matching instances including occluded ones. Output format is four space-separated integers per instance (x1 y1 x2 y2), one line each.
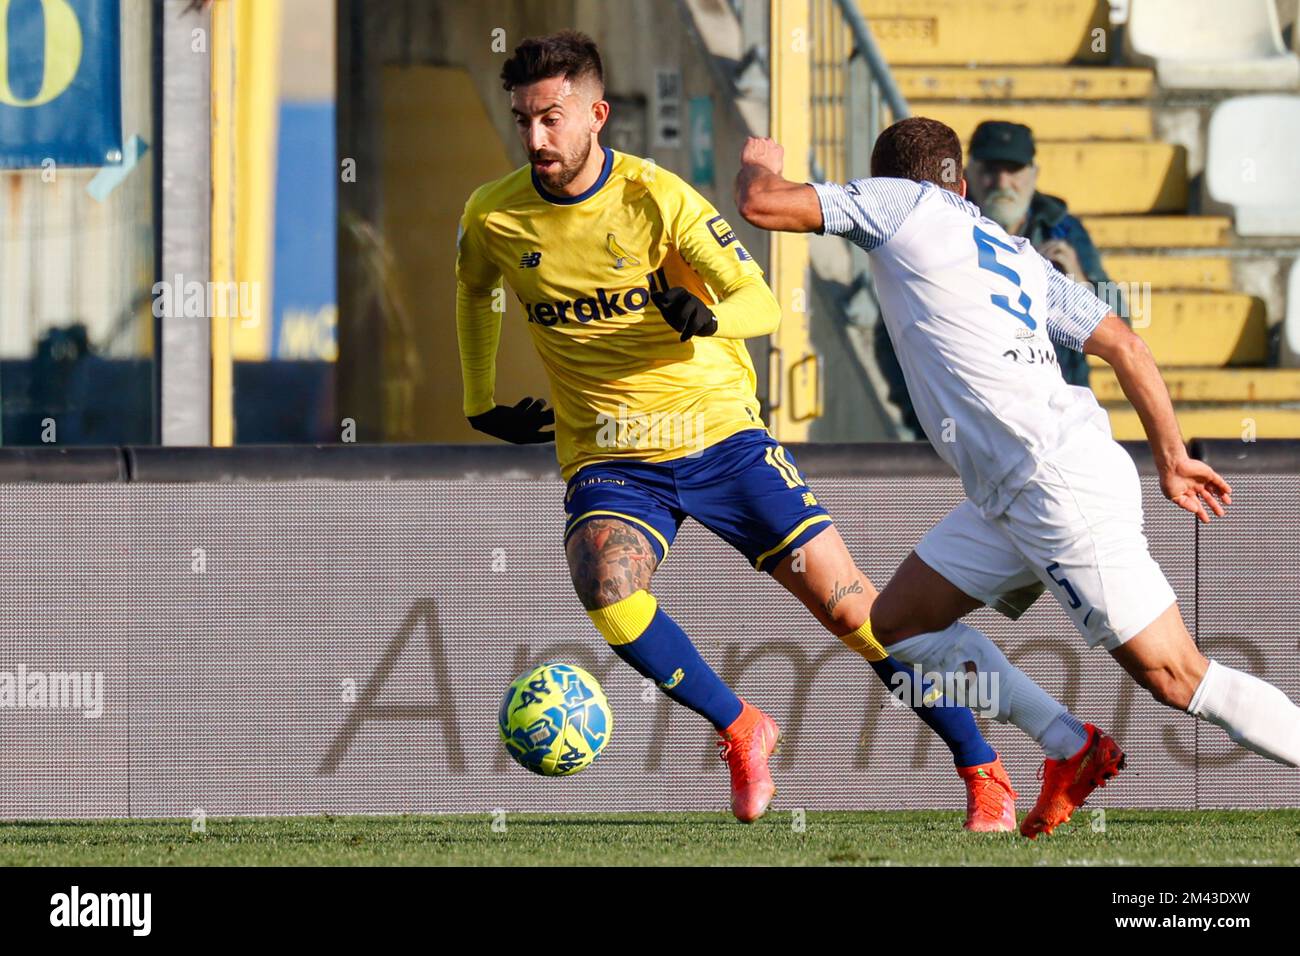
1083 315 1231 522
734 137 824 234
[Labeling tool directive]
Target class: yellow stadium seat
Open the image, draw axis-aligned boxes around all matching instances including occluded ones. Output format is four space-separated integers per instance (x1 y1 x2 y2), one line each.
893 67 1154 101
1079 216 1232 248
1081 291 1263 366
1086 293 1267 367
917 103 1152 141
1091 368 1300 404
1100 255 1232 290
861 0 1108 66
1107 407 1300 441
1030 142 1187 215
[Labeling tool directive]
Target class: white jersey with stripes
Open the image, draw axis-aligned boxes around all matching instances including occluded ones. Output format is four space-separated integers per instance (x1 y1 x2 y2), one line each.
811 177 1114 518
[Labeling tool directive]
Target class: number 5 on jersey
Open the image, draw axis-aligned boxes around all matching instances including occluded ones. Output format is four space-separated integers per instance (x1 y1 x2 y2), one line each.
974 226 1036 330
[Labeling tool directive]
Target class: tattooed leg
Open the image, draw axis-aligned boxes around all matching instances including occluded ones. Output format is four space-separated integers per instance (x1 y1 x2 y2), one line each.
568 517 742 729
769 523 998 767
565 518 658 610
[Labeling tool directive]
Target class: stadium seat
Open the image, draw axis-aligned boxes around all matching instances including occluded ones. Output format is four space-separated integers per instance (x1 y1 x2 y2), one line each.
1284 258 1300 367
1123 0 1300 90
1091 368 1300 404
1107 406 1300 440
1031 142 1186 215
917 103 1152 141
1101 255 1231 291
1205 96 1300 237
1080 216 1231 248
1086 293 1267 367
893 66 1154 101
862 0 1107 65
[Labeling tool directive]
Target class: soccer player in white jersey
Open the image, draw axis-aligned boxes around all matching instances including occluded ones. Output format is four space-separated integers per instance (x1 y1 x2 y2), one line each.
735 117 1300 838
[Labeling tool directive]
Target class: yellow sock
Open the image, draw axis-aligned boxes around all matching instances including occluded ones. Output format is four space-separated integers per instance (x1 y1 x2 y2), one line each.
840 617 888 662
587 590 658 645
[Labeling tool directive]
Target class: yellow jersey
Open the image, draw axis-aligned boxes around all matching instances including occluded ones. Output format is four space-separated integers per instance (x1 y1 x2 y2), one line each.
455 147 782 480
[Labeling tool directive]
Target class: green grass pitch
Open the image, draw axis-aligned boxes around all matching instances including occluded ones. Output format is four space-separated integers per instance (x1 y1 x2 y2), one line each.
2 810 1298 866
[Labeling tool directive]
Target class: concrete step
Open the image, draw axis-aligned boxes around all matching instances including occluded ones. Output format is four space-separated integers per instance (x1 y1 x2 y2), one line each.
1107 406 1300 440
1101 254 1232 290
1093 368 1300 403
1080 216 1233 248
893 66 1155 101
915 102 1152 141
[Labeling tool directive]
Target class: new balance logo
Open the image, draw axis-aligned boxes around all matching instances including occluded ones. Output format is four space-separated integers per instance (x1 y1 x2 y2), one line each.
660 668 684 690
519 252 542 268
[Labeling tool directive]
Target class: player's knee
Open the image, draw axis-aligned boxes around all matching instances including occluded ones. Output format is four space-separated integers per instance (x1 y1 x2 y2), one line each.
825 594 864 633
868 599 922 647
567 560 646 611
587 590 658 646
565 519 657 610
1137 666 1197 711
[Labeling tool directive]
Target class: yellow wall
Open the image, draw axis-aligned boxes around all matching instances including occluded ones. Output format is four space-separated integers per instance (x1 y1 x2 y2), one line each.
380 65 551 442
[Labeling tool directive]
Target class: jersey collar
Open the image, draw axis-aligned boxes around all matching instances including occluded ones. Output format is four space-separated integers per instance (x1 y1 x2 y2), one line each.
531 146 614 205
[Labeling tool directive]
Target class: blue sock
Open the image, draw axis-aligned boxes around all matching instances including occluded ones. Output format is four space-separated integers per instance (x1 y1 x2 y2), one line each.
870 656 996 768
609 607 744 730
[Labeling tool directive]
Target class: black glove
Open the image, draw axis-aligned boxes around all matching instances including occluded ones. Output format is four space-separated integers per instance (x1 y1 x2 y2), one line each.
651 286 718 341
467 396 555 444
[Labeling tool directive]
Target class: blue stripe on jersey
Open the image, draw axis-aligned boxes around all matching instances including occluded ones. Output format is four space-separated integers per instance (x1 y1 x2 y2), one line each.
811 178 925 250
1038 252 1113 352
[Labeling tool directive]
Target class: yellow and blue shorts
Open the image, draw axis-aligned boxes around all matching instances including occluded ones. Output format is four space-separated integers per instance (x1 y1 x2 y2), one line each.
562 428 833 573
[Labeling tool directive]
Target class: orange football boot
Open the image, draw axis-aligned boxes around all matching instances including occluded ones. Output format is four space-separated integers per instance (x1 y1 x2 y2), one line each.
1021 723 1126 839
717 701 781 823
957 754 1018 832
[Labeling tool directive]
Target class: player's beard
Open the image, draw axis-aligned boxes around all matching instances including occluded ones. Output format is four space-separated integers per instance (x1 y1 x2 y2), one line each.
979 188 1033 233
533 137 592 192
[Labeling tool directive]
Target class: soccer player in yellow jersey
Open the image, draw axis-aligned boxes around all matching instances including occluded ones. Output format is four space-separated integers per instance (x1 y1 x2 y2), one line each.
456 31 1029 825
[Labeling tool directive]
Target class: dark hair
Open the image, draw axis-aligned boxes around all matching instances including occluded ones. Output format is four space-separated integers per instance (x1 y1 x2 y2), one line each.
500 30 604 95
870 117 964 192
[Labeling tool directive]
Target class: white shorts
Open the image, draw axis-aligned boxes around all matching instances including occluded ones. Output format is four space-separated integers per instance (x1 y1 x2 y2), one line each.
914 432 1177 651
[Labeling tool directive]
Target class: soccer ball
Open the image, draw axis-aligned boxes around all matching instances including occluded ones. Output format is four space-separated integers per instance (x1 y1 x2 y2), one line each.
499 662 612 776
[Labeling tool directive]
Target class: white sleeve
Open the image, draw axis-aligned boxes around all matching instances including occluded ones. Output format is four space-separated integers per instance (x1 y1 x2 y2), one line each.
810 178 926 251
1038 251 1113 352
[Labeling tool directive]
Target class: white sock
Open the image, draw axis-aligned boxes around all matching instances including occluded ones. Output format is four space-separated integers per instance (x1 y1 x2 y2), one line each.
1188 659 1300 767
1039 712 1090 760
890 622 1083 756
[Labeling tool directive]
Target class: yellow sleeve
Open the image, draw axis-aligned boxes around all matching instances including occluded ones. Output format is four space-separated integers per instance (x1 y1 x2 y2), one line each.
455 197 503 417
708 281 782 339
658 171 782 339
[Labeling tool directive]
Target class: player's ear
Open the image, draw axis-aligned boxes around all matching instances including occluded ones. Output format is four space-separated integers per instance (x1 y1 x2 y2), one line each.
959 178 968 199
590 99 610 133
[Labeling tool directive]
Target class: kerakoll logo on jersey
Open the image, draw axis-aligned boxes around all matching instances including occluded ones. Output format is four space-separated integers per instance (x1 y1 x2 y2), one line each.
525 268 669 326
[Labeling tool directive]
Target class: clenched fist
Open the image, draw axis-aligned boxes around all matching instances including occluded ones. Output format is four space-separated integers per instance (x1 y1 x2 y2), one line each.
741 137 785 175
